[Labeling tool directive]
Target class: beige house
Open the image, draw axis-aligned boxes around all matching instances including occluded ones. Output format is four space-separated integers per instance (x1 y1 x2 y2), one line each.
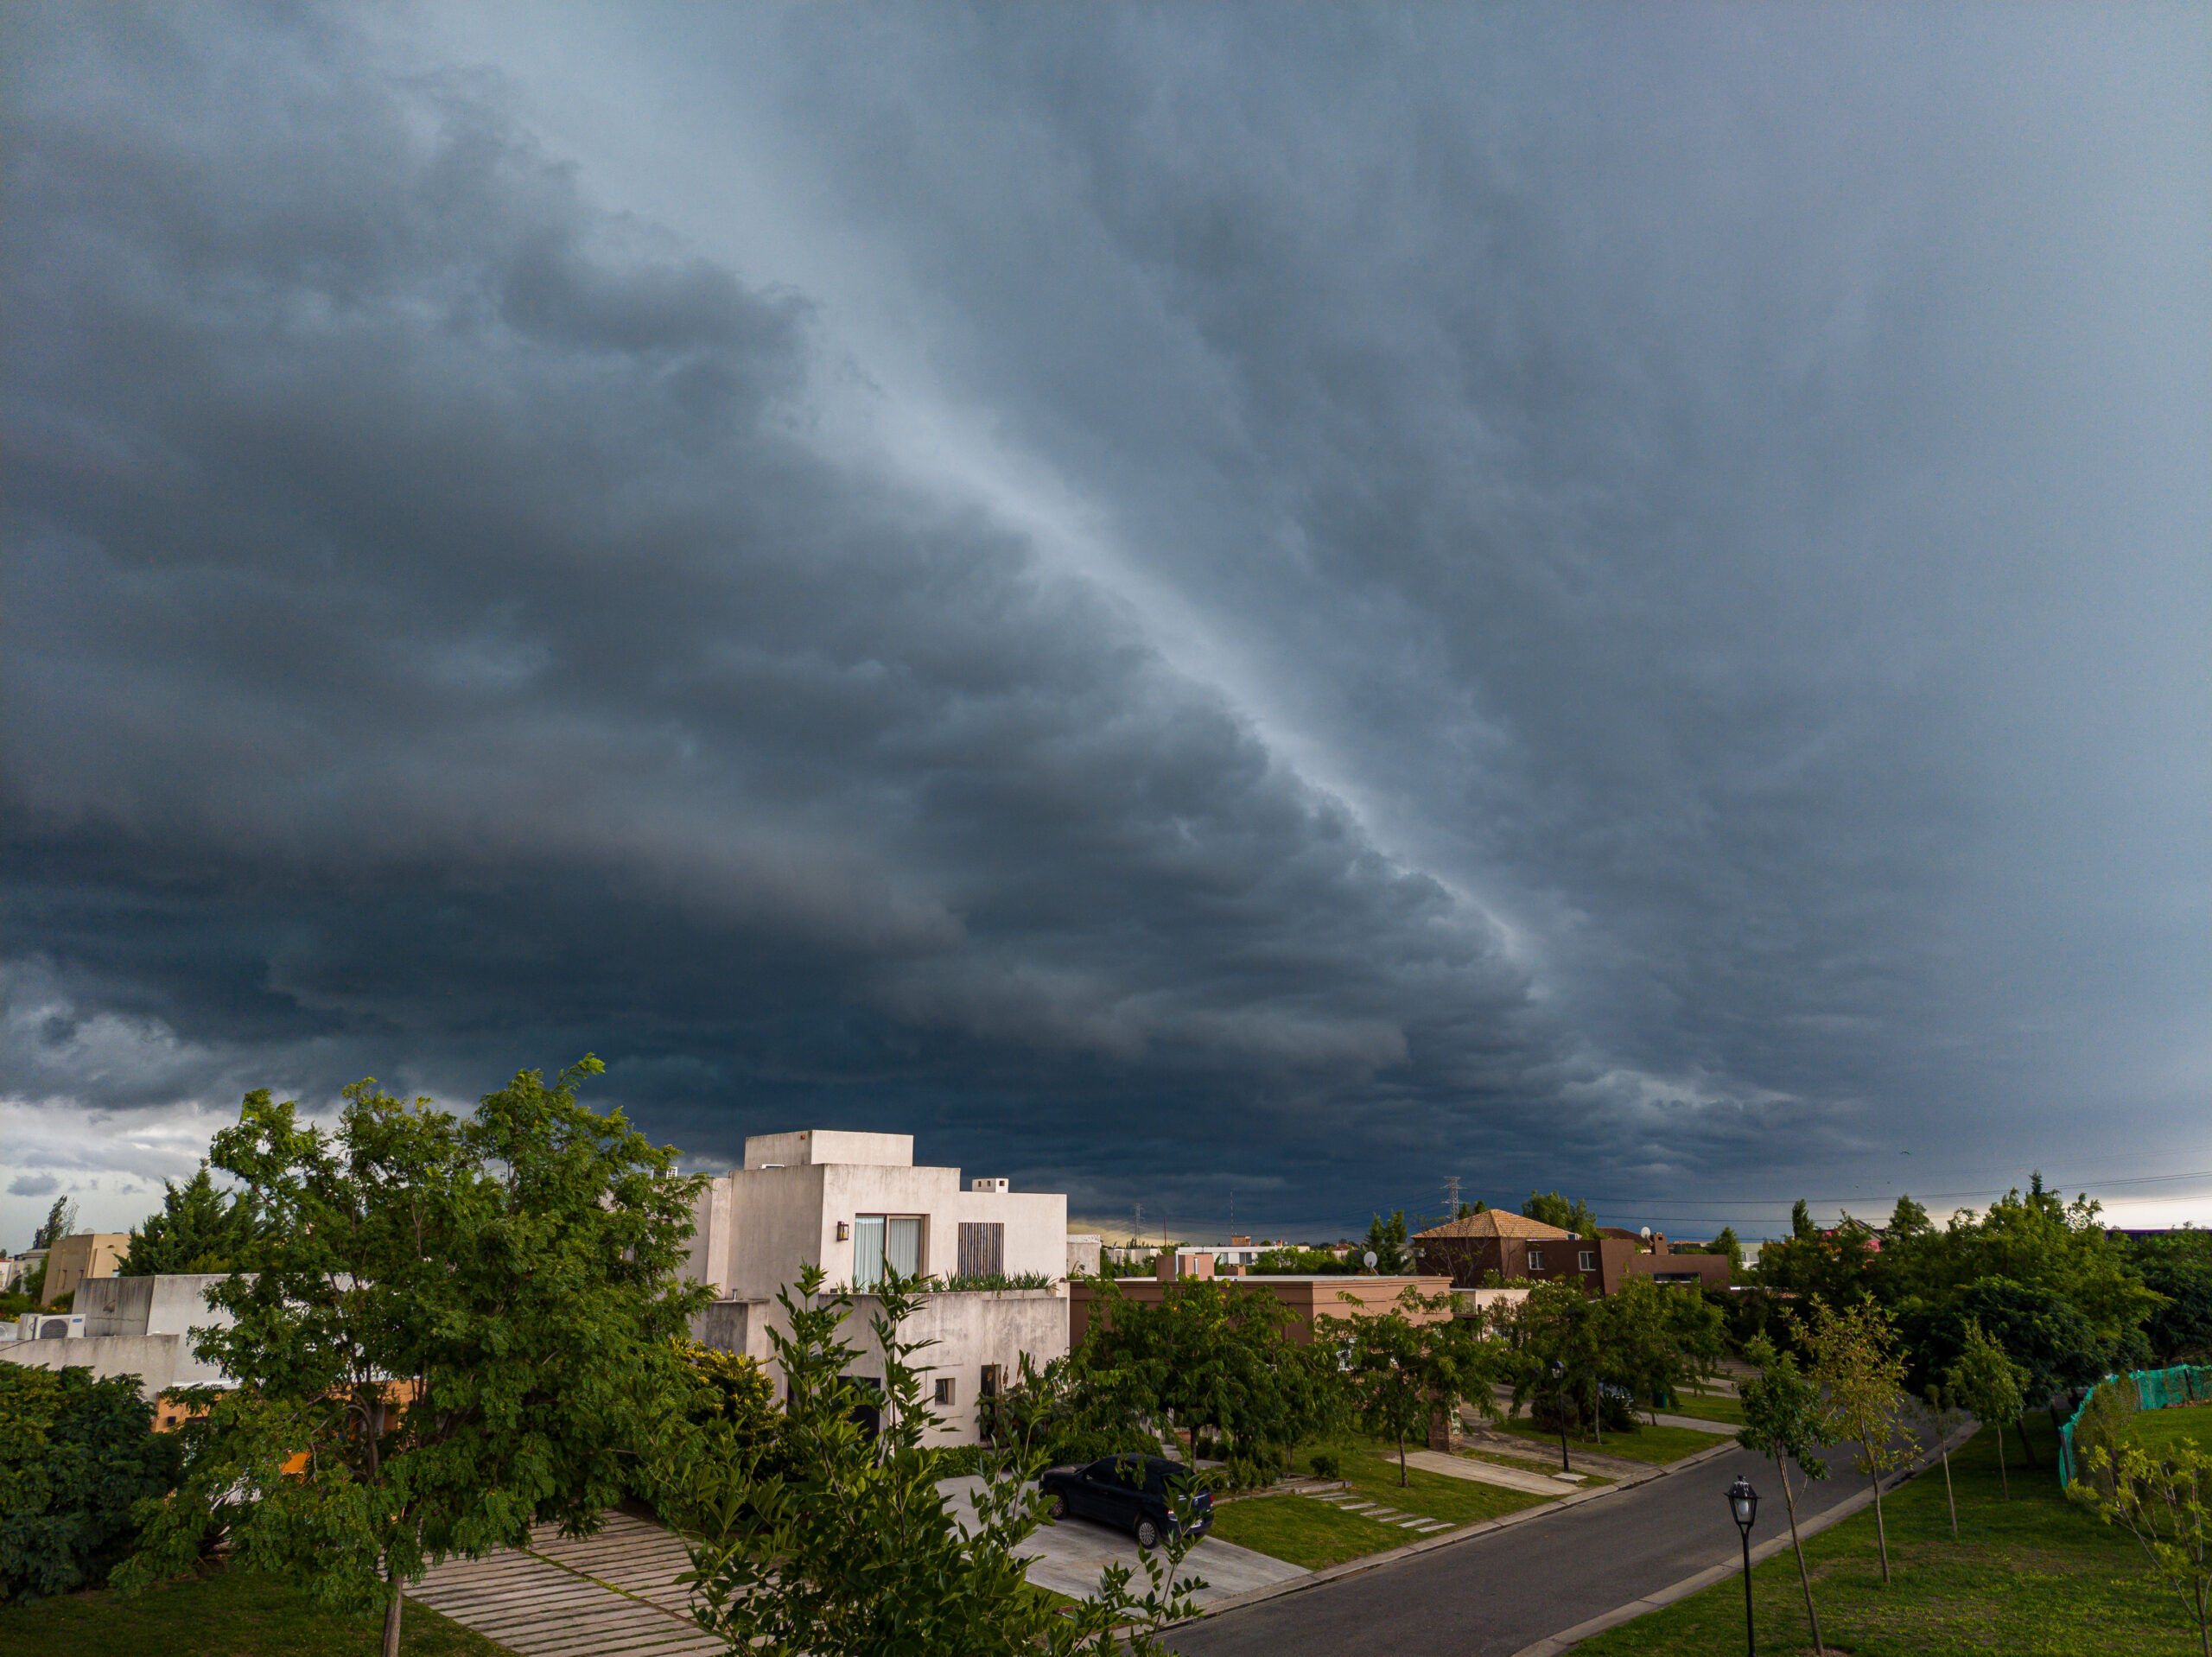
683 1131 1070 1445
41 1234 130 1306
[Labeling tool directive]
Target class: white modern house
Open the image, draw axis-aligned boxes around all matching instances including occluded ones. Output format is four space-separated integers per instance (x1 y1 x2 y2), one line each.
3 1273 238 1424
683 1130 1071 1445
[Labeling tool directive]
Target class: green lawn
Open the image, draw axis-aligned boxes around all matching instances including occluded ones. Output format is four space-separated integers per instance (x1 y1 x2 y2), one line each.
0 1567 511 1657
1205 1494 1410 1570
1210 1434 1554 1570
1491 1417 1719 1465
1576 1410 2206 1656
2126 1404 2212 1457
1662 1389 1747 1427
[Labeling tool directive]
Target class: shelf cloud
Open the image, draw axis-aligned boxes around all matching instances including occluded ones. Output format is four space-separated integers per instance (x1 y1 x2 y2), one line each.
3 3 2205 1241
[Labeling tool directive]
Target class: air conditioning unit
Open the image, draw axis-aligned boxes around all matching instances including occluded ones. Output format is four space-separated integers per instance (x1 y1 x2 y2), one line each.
22 1313 85 1342
971 1178 1009 1194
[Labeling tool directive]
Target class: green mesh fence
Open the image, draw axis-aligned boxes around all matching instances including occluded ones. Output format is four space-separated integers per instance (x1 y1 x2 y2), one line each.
2058 1363 2212 1488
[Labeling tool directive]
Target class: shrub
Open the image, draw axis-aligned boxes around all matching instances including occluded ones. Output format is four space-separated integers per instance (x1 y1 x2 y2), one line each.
0 1365 183 1602
1307 1451 1341 1480
1037 1428 1163 1468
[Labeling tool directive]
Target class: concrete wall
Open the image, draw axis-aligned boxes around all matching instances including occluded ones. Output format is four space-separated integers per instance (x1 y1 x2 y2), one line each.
1620 1251 1732 1291
1066 1235 1102 1278
744 1129 913 1169
3 1273 243 1400
847 1286 1069 1445
1068 1274 1457 1349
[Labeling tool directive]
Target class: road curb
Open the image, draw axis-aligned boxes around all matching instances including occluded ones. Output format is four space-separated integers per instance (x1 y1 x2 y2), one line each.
1504 1423 1981 1657
1165 1427 1749 1628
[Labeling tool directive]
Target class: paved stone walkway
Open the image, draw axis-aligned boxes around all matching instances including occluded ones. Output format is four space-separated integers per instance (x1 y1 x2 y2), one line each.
1298 1488 1454 1534
1398 1449 1581 1495
412 1510 718 1657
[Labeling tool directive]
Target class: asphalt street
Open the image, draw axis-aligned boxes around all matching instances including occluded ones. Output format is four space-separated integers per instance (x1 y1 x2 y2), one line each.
1166 1436 1885 1657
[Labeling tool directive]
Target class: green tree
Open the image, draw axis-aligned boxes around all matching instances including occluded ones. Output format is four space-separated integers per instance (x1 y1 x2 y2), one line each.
0 1366 183 1601
120 1165 265 1275
1923 1378 1967 1539
1335 1285 1491 1485
1593 1276 1725 1421
1522 1190 1599 1240
1800 1297 1911 1583
2127 1230 2212 1363
1738 1336 1836 1655
1888 1193 1932 1238
1947 1317 2029 1501
117 1060 708 1657
1364 1209 1411 1273
1084 1276 1328 1471
1792 1198 1817 1241
29 1197 77 1251
1711 1225 1745 1275
683 1267 1202 1655
1504 1280 1608 1446
2072 1437 2212 1657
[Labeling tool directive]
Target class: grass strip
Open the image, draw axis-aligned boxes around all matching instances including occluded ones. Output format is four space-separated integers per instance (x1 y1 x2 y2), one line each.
1574 1410 2203 1655
0 1566 512 1657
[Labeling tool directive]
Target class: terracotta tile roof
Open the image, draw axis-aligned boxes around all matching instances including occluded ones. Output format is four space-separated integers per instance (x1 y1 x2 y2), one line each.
1411 1211 1573 1241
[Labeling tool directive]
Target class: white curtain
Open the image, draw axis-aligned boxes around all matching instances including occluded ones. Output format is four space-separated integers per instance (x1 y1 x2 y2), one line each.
887 1216 922 1279
853 1216 886 1288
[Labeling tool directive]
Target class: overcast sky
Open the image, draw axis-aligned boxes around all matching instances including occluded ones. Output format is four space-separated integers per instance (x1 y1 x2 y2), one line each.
3 3 2206 1249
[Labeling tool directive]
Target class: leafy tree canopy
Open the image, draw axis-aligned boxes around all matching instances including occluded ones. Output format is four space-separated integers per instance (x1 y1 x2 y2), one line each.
29 1197 78 1251
120 1165 266 1276
117 1059 708 1657
1335 1285 1492 1484
2123 1229 2212 1364
1364 1209 1411 1273
0 1366 183 1602
1522 1190 1599 1240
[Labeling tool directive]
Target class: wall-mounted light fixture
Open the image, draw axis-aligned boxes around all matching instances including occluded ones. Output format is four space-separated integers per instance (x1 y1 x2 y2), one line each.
836 1221 851 1241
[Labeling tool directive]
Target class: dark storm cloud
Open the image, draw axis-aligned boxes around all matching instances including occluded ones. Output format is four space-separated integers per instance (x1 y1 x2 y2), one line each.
2 3 2204 1239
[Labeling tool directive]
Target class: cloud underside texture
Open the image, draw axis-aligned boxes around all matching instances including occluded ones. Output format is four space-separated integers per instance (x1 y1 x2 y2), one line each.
2 5 2204 1230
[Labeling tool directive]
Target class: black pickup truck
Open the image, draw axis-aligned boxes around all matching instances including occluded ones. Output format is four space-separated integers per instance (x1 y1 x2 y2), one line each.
1038 1453 1212 1550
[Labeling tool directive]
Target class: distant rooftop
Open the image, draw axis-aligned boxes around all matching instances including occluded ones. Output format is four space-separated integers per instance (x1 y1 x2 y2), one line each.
742 1130 914 1169
1413 1211 1573 1241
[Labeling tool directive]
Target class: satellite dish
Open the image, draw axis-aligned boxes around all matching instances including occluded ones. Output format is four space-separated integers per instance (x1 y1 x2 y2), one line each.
1363 1250 1379 1269
1640 1226 1651 1238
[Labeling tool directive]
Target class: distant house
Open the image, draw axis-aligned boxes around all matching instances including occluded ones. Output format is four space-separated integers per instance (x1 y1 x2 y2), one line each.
40 1233 130 1306
682 1130 1070 1445
1413 1211 1643 1294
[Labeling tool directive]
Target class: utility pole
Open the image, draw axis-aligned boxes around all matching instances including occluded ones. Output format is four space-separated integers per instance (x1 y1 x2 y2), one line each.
1445 1174 1461 1218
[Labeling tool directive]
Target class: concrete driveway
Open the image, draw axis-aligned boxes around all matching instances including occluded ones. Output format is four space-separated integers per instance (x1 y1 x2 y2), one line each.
938 1476 1307 1607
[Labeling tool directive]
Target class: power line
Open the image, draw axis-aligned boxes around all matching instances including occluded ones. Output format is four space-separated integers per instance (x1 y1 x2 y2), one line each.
1575 1167 2212 1215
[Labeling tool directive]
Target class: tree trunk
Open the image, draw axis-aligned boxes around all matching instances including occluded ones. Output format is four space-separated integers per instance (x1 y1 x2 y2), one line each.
1397 1431 1409 1487
1866 1436 1891 1584
1940 1441 1958 1539
1774 1451 1825 1655
382 1560 404 1657
2014 1412 2037 1467
1995 1423 2010 1501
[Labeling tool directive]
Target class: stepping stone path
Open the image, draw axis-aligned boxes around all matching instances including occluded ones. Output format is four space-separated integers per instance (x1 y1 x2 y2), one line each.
413 1510 719 1657
1298 1489 1453 1534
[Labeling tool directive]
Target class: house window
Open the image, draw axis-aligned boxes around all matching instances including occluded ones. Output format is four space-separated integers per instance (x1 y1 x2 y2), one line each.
854 1216 924 1288
957 1222 1006 1279
980 1363 1006 1399
1579 1250 1596 1272
1526 1248 1545 1272
934 1377 957 1406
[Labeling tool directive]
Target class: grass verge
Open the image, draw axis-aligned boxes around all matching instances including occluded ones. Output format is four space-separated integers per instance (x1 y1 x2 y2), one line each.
1661 1390 1748 1427
1209 1435 1555 1570
2127 1404 2212 1457
1574 1410 2205 1656
0 1567 511 1657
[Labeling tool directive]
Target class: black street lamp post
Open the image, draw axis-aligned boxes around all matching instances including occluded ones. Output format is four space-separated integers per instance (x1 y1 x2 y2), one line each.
1727 1476 1760 1655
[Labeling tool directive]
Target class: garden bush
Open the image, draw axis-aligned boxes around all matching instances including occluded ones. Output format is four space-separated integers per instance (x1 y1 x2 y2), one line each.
0 1365 182 1602
1306 1451 1341 1480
